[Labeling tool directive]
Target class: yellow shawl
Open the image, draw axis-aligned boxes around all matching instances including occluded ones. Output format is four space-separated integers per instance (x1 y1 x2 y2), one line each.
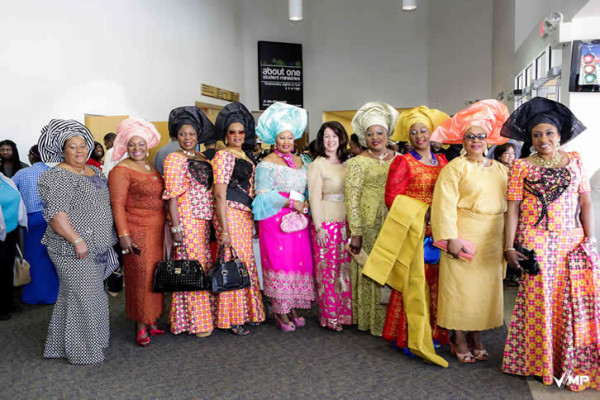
362 195 448 368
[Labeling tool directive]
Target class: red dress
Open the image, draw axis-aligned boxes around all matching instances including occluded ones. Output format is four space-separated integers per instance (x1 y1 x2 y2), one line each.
382 152 449 348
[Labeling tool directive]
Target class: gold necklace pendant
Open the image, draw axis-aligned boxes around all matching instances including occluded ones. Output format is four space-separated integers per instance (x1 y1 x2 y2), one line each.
533 152 561 168
226 148 249 161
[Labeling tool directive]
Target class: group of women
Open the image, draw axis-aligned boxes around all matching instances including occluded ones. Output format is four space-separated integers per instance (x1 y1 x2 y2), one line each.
0 96 597 391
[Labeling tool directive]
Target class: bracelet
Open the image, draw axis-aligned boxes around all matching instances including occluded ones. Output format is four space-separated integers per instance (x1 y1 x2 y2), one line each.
588 237 597 244
288 199 295 209
504 248 515 252
118 231 129 238
171 225 184 233
223 232 229 237
72 237 83 246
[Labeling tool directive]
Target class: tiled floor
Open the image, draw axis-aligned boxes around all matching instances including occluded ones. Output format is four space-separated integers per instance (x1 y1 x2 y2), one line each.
503 285 598 399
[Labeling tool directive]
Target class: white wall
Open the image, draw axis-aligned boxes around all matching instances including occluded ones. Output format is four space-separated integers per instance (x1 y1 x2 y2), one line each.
428 0 494 114
0 0 243 156
1 0 496 156
240 0 431 136
514 0 590 50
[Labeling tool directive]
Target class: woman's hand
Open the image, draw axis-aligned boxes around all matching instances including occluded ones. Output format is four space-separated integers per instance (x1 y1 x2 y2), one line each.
219 233 232 247
171 231 184 246
316 229 330 248
505 249 527 273
119 235 139 256
349 236 362 254
447 238 469 259
294 200 308 214
74 240 89 259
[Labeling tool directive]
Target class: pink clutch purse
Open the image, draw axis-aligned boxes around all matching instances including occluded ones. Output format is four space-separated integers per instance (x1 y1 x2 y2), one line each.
280 212 308 233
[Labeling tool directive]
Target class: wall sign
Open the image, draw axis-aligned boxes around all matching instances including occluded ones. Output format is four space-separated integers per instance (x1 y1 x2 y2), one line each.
201 84 240 102
258 41 303 110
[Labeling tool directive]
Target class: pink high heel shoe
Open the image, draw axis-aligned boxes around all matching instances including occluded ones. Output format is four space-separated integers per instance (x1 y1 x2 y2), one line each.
288 312 305 328
274 314 296 332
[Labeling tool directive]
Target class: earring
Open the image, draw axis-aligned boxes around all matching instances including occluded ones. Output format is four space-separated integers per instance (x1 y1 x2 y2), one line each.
147 151 150 157
484 147 489 156
460 148 467 157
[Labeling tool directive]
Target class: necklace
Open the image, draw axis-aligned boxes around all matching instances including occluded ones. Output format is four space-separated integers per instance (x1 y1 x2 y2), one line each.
533 152 562 168
409 149 438 166
273 148 296 169
463 155 486 167
226 148 250 161
179 148 196 158
367 149 389 165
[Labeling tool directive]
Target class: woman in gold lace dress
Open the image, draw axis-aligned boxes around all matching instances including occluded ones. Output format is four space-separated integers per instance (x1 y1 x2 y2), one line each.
345 102 399 336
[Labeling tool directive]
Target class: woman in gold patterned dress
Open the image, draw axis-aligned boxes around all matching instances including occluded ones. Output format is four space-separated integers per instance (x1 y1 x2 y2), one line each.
345 102 399 336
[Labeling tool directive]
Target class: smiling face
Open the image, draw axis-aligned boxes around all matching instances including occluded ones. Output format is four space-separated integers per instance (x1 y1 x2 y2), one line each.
499 147 515 165
275 130 295 154
531 123 560 156
365 124 388 152
226 122 245 150
177 124 198 151
127 135 148 161
62 136 88 168
94 144 104 158
323 127 340 154
408 122 431 152
462 126 488 158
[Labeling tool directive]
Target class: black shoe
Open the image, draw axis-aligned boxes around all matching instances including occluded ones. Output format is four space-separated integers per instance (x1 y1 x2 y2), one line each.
11 305 21 313
0 314 11 321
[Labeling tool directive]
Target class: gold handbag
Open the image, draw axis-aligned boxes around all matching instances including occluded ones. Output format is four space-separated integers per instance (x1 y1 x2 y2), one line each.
13 244 31 287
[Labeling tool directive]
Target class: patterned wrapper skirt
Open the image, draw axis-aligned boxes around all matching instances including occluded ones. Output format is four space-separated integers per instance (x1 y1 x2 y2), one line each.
213 207 265 328
169 218 215 335
312 221 352 330
502 226 600 391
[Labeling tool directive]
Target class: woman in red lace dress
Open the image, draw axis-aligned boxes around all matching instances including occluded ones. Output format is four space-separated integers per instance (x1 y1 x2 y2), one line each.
108 118 165 347
382 106 450 354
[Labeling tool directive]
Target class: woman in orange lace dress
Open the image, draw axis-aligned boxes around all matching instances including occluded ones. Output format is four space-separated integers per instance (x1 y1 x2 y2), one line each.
108 118 165 346
382 106 449 354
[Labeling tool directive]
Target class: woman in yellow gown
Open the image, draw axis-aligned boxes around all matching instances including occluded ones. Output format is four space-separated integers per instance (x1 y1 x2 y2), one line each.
430 100 509 363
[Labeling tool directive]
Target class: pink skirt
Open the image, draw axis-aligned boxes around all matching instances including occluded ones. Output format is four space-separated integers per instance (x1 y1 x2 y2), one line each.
258 206 315 314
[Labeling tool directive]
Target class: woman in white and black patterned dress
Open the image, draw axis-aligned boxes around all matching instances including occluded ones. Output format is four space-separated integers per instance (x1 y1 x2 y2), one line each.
37 119 118 365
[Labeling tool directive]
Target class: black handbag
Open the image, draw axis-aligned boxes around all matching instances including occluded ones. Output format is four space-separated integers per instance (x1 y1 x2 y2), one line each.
514 244 540 275
104 266 123 297
208 245 251 293
152 247 208 292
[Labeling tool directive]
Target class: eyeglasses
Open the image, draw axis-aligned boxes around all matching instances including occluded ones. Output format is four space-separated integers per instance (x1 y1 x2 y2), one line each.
228 130 245 135
464 134 487 141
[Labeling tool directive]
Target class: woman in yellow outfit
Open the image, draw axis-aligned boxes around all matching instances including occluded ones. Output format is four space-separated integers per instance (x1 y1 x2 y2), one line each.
430 100 509 363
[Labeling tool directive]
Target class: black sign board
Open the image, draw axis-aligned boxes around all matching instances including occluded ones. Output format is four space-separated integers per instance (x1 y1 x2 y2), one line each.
258 41 303 110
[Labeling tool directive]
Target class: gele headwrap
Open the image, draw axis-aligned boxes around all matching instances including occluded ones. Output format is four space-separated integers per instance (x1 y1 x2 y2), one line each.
168 106 216 144
38 119 95 163
256 102 307 145
392 106 450 143
500 97 586 145
112 118 162 161
215 102 256 149
430 99 509 145
351 102 399 147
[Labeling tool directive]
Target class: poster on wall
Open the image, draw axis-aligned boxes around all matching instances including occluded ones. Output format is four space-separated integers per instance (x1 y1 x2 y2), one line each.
258 41 303 110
